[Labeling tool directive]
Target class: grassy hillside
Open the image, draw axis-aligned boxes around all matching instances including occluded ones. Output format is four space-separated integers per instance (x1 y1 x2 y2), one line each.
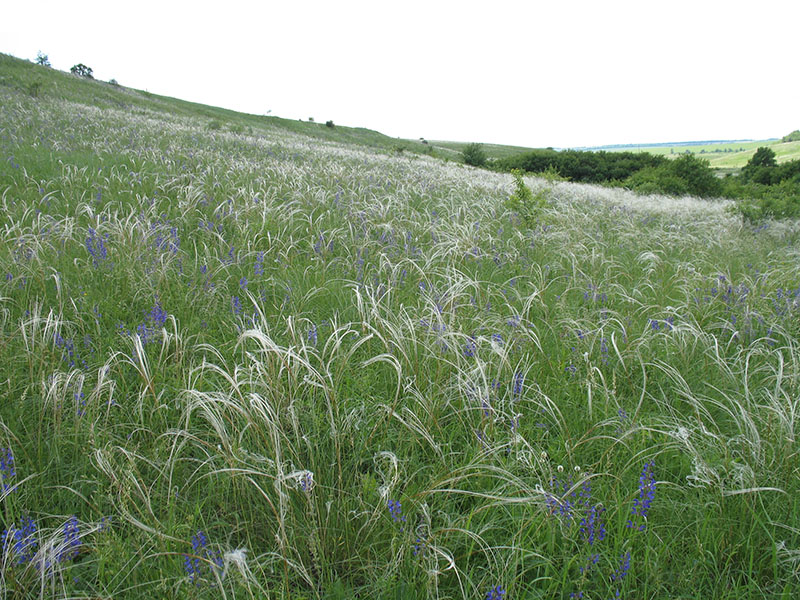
0 53 432 155
421 140 544 161
2 52 800 600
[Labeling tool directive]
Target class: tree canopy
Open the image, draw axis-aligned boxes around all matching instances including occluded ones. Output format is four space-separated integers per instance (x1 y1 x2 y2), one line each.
70 63 94 78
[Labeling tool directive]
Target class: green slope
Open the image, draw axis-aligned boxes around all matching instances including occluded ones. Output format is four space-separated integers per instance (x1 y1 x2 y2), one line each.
0 52 431 155
3 51 796 171
421 140 543 160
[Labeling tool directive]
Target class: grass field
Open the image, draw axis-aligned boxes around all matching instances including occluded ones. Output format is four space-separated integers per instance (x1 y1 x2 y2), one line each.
412 138 800 172
595 139 800 170
2 53 800 599
0 54 432 158
420 141 546 161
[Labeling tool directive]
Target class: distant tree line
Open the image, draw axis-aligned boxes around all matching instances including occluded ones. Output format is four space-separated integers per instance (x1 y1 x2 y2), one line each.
493 149 666 184
470 141 799 222
466 145 722 197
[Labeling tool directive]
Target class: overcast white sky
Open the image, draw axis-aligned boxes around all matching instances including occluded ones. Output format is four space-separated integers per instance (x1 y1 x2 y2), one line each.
2 0 799 148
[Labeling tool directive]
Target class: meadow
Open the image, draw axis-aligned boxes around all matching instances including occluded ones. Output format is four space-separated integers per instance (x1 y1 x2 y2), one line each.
419 141 542 162
1 56 800 599
594 140 800 170
414 139 800 170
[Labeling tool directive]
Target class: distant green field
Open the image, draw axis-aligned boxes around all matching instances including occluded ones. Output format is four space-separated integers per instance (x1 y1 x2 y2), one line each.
606 140 768 156
601 139 800 169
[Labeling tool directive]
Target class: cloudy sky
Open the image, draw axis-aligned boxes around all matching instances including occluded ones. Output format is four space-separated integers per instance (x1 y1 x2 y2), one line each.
2 0 798 148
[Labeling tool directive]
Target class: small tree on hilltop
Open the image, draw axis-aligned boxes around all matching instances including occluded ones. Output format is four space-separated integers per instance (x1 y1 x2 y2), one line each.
781 130 800 143
70 63 94 79
35 52 51 67
462 143 487 167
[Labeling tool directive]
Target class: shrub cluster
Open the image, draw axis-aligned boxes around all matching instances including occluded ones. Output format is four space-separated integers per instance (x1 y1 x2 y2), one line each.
725 180 800 222
624 154 723 197
70 63 93 79
725 147 800 221
494 149 665 183
493 143 799 222
739 147 800 185
462 143 487 167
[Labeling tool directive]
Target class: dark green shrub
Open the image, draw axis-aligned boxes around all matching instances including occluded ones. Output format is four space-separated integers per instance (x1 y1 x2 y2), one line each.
727 181 800 222
537 165 569 183
741 147 777 184
35 52 50 67
70 63 93 78
748 147 777 168
325 120 335 128
669 154 723 197
625 155 721 198
740 149 800 186
776 160 800 183
462 143 487 167
495 149 666 183
625 166 689 196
